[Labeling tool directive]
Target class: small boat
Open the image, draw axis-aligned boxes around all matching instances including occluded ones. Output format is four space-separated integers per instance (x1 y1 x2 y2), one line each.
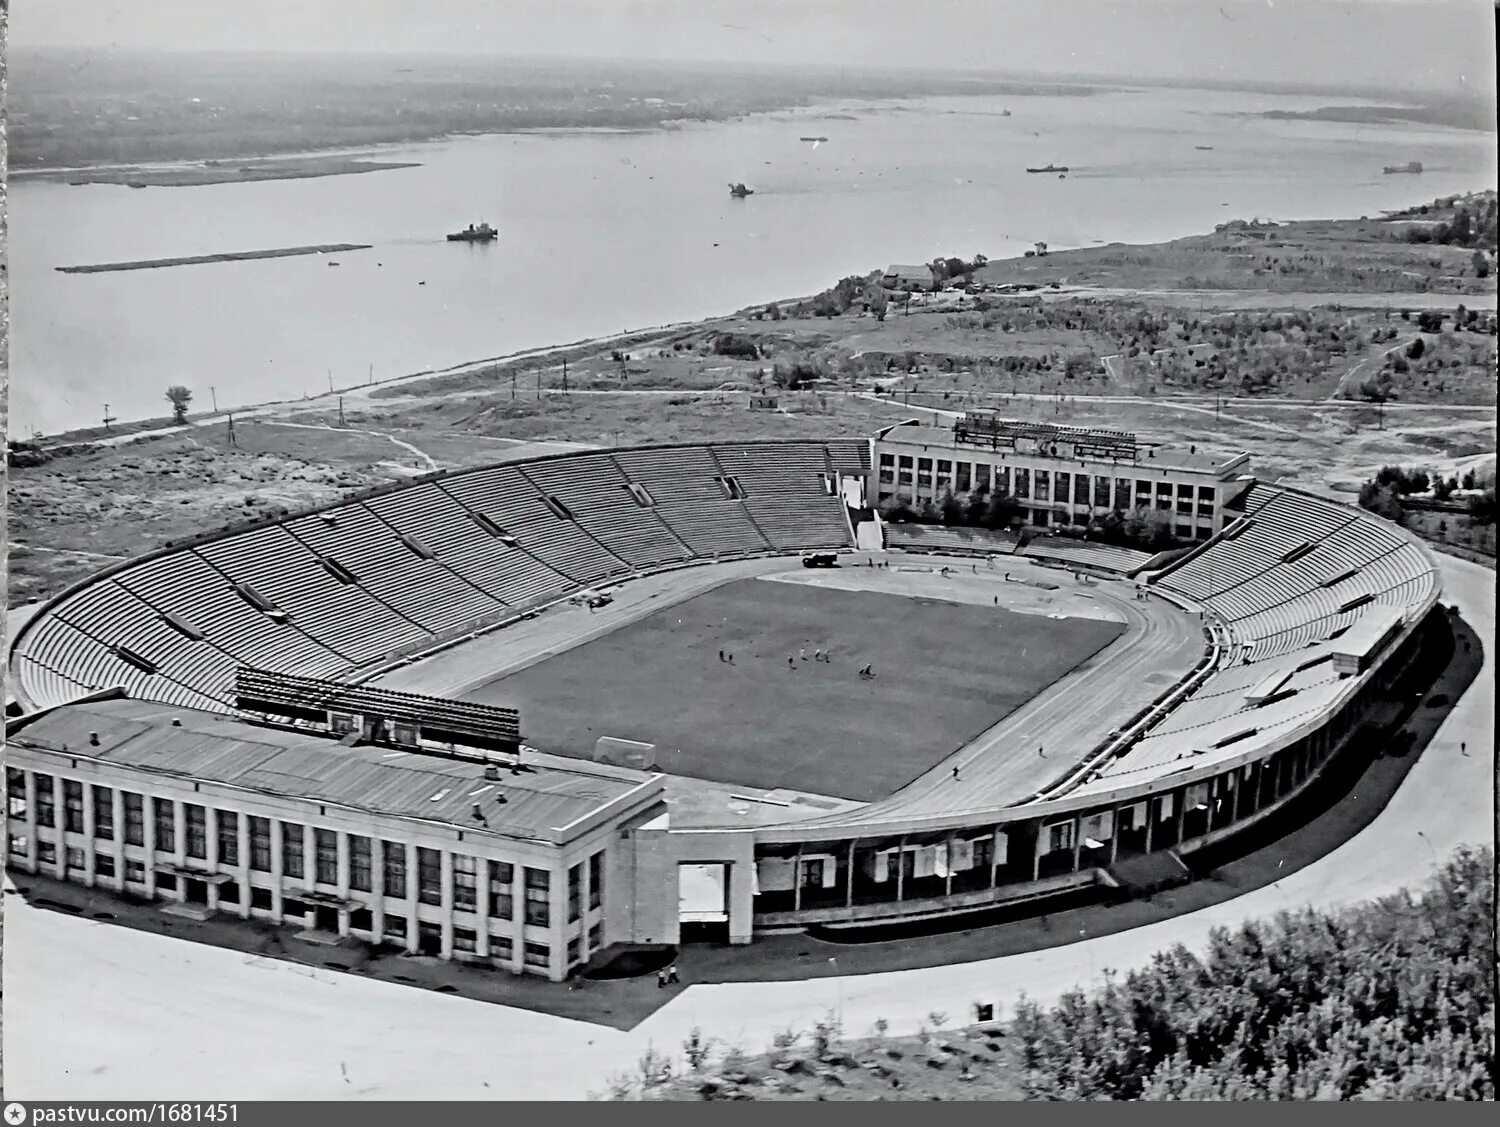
446 221 498 242
799 136 828 143
1026 164 1069 174
1383 161 1423 175
1195 145 1215 151
728 182 754 198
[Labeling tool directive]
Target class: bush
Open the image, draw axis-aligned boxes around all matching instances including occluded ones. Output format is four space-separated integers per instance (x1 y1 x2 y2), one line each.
713 333 761 360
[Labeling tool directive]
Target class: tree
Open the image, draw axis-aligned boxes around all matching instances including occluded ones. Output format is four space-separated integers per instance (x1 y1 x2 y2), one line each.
1472 250 1490 279
868 287 889 322
1405 337 1426 360
1416 310 1444 334
166 385 193 425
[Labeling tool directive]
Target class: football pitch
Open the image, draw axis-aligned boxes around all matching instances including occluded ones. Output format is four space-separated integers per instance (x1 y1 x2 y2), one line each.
462 578 1126 802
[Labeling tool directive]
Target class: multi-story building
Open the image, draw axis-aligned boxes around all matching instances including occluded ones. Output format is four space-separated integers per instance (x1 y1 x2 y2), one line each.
4 682 668 982
874 415 1251 541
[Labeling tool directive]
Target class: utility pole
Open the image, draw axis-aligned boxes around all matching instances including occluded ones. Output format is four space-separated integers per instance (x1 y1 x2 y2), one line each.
511 369 517 401
102 404 116 431
537 366 542 400
328 370 334 394
226 412 238 447
338 396 346 428
368 363 374 387
210 386 218 413
562 357 569 396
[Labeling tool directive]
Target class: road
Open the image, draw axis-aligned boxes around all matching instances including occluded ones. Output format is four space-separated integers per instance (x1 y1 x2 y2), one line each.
4 553 1489 1102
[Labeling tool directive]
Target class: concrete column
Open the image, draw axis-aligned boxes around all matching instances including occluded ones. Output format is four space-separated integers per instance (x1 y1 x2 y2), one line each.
1108 805 1121 865
727 859 754 946
474 858 490 958
895 837 907 900
1175 787 1187 844
111 788 126 889
943 833 955 897
1145 801 1156 854
845 841 857 908
53 775 67 878
404 843 420 955
303 824 316 892
1071 816 1083 873
549 864 567 981
236 811 251 920
370 839 386 941
172 799 187 866
205 807 220 910
21 771 39 871
439 850 455 958
268 818 285 922
990 829 1001 888
792 845 803 912
81 784 97 888
142 797 159 900
336 832 351 937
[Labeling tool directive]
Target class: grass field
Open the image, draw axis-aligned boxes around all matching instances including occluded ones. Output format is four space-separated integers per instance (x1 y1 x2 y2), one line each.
462 578 1124 801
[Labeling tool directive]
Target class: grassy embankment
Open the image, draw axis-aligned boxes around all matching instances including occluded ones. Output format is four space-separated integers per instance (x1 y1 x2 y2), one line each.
9 199 1495 605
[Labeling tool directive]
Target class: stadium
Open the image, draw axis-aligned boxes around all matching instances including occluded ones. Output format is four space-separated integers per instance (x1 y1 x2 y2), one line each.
5 417 1444 983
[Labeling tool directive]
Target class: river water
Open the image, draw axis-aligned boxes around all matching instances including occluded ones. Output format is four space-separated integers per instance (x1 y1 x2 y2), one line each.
9 85 1496 435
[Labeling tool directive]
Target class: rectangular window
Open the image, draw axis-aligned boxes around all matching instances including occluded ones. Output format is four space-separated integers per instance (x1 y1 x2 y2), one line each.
218 880 239 905
216 810 238 867
8 834 28 857
589 852 604 911
65 846 86 873
281 823 304 879
489 861 514 920
1034 469 1049 501
524 867 550 927
384 914 408 942
250 887 272 911
1047 821 1075 853
453 854 478 912
126 859 146 885
63 780 84 833
490 935 514 960
1054 471 1070 503
38 841 57 866
524 942 550 969
314 829 337 885
453 927 477 954
349 835 371 893
567 937 581 966
588 923 603 951
95 853 116 879
974 464 992 493
124 793 145 846
1095 476 1112 508
34 773 55 828
955 462 971 493
383 841 407 898
568 863 582 923
1198 485 1216 501
185 804 207 860
249 817 271 872
972 836 993 871
153 798 175 852
418 847 442 906
6 768 26 820
92 786 114 840
1014 469 1030 499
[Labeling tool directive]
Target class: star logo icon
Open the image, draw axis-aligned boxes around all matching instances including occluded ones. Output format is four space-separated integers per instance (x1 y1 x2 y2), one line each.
5 1103 28 1126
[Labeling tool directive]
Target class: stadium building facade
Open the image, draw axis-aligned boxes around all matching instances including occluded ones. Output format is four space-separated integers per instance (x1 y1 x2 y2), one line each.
874 415 1250 540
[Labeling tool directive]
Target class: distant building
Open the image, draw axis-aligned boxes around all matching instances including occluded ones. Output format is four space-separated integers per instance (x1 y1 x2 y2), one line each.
881 264 937 292
873 414 1251 540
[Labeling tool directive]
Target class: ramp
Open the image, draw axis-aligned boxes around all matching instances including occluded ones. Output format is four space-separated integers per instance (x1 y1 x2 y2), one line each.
1107 849 1192 896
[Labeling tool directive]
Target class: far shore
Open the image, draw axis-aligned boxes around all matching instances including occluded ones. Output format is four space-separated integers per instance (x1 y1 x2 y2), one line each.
15 154 422 189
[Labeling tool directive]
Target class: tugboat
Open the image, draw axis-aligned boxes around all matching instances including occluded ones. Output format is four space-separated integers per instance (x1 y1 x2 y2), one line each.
447 221 498 242
728 182 754 198
1025 164 1069 174
1383 161 1423 175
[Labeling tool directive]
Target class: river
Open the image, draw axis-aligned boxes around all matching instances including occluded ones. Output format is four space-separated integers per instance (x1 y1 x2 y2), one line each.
9 84 1496 435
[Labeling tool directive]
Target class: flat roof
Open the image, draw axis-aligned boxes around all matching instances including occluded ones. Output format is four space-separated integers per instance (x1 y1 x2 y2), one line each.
9 699 659 845
877 422 1246 475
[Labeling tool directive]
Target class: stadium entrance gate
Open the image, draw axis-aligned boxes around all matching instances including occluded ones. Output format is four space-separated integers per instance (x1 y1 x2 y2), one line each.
678 862 730 944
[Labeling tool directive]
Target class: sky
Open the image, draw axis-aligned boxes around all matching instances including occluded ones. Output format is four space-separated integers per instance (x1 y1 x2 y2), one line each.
11 0 1497 96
